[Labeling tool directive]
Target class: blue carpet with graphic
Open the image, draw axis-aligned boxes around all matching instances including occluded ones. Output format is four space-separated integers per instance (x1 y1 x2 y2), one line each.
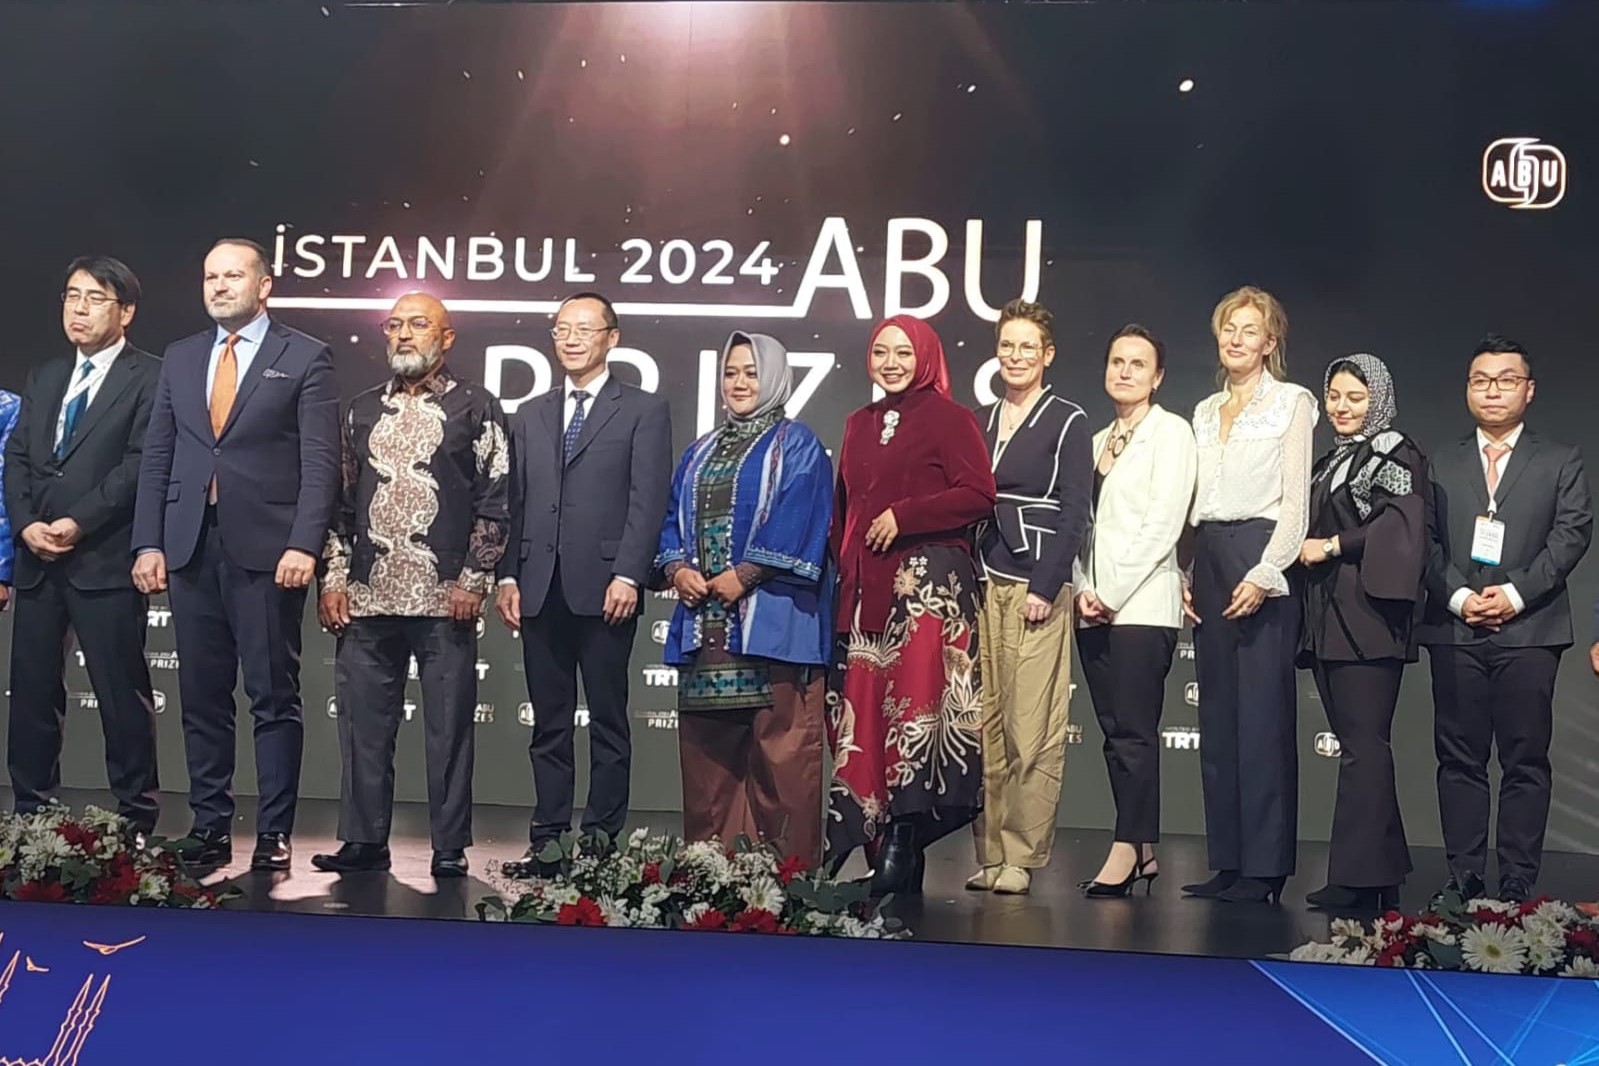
0 902 1595 1064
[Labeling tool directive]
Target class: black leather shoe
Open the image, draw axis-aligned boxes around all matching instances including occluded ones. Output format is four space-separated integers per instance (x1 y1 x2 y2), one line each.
1307 884 1400 912
1181 870 1239 898
431 849 469 878
869 821 923 897
311 842 391 873
250 833 292 871
1499 877 1533 904
1431 871 1487 908
176 829 232 868
501 846 562 881
1217 876 1286 904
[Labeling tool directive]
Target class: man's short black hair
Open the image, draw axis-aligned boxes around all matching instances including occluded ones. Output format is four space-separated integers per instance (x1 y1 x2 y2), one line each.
1471 333 1532 376
561 291 618 330
63 255 141 307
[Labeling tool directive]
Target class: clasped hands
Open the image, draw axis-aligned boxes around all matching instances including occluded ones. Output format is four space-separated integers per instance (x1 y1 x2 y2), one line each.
1461 586 1517 631
673 566 746 610
1180 578 1267 624
22 518 82 562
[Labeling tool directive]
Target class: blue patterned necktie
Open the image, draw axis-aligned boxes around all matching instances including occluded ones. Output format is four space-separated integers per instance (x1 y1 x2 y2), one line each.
56 359 95 459
564 389 590 460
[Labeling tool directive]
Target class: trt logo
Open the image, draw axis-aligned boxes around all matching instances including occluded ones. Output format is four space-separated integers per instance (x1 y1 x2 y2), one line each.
642 665 679 687
1184 681 1199 707
1162 726 1201 751
1483 138 1567 210
146 605 172 627
651 621 670 645
1314 732 1342 758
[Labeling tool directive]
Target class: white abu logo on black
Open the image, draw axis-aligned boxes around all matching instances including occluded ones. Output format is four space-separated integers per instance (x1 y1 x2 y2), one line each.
1483 138 1566 210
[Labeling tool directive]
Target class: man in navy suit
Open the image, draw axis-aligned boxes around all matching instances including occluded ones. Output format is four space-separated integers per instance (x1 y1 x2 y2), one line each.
132 238 340 871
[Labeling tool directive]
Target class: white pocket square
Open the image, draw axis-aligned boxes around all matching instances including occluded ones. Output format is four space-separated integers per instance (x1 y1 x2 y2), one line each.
261 368 292 379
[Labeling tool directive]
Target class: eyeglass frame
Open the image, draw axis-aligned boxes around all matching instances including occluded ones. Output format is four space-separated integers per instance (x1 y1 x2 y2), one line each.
1467 372 1531 393
381 316 445 336
997 339 1047 360
61 290 123 309
550 324 618 343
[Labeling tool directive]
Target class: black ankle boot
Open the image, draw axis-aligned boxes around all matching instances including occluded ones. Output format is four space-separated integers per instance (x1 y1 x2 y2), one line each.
869 821 922 897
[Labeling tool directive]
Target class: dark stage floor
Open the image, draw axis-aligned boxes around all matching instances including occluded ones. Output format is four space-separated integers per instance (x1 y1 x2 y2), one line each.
13 787 1599 961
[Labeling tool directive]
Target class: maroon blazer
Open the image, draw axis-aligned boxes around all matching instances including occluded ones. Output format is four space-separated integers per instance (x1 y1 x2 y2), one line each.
830 388 996 633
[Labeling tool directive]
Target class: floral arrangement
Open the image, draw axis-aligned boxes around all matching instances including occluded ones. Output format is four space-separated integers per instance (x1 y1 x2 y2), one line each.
1290 889 1599 977
0 804 227 909
478 829 906 939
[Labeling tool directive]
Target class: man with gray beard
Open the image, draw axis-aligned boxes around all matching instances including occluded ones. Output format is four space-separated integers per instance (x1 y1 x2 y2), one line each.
313 293 510 877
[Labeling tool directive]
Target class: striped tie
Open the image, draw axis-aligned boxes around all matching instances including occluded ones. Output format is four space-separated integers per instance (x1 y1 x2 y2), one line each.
55 360 95 459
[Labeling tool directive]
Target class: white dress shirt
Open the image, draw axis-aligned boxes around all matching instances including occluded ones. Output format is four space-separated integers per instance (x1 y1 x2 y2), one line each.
54 338 126 451
1447 423 1527 618
206 312 271 399
1190 373 1317 596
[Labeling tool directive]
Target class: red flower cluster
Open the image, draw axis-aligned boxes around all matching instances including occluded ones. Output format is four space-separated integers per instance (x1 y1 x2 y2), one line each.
13 881 68 903
686 908 727 931
776 855 809 886
641 861 662 886
55 822 100 851
731 909 779 933
88 854 140 905
555 897 606 926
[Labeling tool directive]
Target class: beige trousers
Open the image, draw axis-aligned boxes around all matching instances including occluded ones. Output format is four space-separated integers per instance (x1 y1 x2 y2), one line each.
973 578 1074 868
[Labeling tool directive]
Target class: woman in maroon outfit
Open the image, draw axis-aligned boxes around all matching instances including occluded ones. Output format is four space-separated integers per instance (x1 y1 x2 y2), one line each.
825 315 997 895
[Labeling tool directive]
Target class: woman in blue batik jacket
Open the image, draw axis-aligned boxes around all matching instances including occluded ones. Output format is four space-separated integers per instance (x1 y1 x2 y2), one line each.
652 331 833 866
0 389 21 608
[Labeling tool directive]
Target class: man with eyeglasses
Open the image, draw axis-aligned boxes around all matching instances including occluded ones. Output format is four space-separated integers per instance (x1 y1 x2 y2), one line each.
1420 333 1592 904
311 293 508 878
495 292 671 878
132 238 340 872
5 257 160 831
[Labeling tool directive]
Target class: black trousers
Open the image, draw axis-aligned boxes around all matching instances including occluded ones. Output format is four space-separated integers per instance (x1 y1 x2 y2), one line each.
1312 658 1411 887
521 567 636 845
7 575 159 830
168 508 307 835
1427 641 1560 887
335 616 477 850
1192 520 1300 878
1076 624 1177 844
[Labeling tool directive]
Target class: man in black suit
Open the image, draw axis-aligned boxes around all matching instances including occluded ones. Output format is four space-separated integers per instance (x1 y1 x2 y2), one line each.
5 256 162 831
496 292 671 877
1420 334 1592 903
131 238 340 871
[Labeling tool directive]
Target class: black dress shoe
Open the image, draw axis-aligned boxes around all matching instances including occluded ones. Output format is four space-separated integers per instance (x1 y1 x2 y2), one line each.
501 846 562 881
1306 884 1400 912
1181 870 1239 898
868 821 923 897
431 849 469 878
1431 871 1487 908
1498 877 1532 904
310 842 392 873
250 833 292 871
176 829 232 867
1216 876 1286 904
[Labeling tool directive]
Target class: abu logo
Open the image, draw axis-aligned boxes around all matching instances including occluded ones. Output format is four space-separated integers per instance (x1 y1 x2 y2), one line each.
475 616 487 639
1314 732 1342 758
651 620 670 645
642 665 679 687
152 690 167 714
146 605 172 628
1184 681 1199 707
1161 726 1201 751
474 702 494 724
516 702 589 727
327 696 340 719
1483 137 1566 210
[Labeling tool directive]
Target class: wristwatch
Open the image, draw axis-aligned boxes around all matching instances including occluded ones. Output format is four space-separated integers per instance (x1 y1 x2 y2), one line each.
1320 539 1337 558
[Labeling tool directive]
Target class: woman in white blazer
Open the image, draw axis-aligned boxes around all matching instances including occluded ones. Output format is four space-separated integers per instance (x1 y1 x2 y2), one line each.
1074 325 1197 897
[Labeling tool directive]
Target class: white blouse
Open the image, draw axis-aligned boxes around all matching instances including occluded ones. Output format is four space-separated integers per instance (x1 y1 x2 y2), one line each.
1191 373 1316 596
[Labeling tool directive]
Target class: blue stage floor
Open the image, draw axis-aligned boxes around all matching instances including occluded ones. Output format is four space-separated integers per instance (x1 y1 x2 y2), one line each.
1 901 1596 1064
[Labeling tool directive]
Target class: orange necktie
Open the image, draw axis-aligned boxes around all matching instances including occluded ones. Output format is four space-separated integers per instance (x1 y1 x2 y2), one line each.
210 333 239 438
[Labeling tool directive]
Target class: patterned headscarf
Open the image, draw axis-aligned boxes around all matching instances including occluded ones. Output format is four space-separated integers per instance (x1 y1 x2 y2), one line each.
869 315 952 398
1323 353 1397 440
1317 352 1410 517
720 330 792 436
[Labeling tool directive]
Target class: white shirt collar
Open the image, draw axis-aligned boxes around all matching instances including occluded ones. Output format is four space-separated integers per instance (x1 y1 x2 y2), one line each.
1477 423 1525 452
75 337 126 371
565 368 610 400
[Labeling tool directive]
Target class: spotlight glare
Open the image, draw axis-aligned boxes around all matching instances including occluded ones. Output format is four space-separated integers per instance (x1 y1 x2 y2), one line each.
1179 78 1195 93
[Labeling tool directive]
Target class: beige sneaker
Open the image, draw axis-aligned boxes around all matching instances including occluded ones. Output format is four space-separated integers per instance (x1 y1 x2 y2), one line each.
965 865 1002 891
992 865 1032 895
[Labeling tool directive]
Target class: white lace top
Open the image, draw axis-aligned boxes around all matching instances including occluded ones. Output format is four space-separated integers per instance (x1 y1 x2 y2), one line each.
1191 373 1317 596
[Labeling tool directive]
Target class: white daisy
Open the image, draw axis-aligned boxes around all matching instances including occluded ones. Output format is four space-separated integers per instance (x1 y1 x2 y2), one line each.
1461 925 1528 974
1559 956 1599 978
738 876 786 915
1532 900 1578 925
683 902 714 924
137 872 170 900
1330 918 1368 940
1526 940 1563 973
599 899 633 928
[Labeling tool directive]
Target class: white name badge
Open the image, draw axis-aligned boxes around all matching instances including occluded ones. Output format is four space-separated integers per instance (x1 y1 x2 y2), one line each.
1471 515 1505 566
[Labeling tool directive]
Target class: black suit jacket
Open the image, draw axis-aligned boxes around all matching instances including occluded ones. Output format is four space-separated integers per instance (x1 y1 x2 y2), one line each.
1419 427 1592 648
499 374 672 616
3 344 161 591
131 317 340 572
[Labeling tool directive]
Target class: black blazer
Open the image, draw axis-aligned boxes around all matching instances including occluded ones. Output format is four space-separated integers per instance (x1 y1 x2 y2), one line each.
3 344 161 591
1418 427 1592 648
975 388 1093 602
499 374 673 616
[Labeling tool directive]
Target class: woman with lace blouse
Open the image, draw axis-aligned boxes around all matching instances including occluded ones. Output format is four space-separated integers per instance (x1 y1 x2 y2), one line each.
1181 286 1315 905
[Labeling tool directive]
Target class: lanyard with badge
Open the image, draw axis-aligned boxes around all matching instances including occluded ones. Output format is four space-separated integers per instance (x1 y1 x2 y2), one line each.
56 359 113 428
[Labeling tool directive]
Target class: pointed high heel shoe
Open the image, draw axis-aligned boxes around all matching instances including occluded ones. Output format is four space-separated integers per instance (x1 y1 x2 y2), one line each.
1216 876 1286 904
1085 855 1160 899
1181 870 1239 898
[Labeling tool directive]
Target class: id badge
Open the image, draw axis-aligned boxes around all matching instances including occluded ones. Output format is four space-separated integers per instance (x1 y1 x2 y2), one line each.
1471 514 1505 566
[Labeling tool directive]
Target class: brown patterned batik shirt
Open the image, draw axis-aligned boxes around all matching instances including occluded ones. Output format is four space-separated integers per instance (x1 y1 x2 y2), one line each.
321 366 511 617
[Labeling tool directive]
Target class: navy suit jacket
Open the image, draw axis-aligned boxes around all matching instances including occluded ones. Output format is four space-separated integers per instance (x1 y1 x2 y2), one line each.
132 317 340 572
498 374 672 616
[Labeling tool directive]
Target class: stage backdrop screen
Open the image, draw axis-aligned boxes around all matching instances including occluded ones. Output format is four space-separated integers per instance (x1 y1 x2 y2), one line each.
0 1 1595 852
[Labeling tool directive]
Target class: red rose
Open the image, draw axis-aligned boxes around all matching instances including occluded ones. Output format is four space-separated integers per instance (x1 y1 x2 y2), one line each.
686 908 727 931
776 856 809 886
642 862 661 886
13 881 69 903
555 898 607 926
732 908 778 934
56 823 99 850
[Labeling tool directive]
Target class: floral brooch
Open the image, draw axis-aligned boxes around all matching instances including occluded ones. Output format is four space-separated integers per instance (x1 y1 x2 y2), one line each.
879 410 901 445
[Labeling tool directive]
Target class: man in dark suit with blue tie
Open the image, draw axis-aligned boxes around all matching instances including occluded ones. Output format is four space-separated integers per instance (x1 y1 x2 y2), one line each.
495 292 672 878
132 238 340 871
5 256 162 832
1420 334 1592 903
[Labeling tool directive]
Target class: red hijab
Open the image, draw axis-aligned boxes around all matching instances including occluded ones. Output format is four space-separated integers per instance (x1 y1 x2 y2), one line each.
869 315 951 399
